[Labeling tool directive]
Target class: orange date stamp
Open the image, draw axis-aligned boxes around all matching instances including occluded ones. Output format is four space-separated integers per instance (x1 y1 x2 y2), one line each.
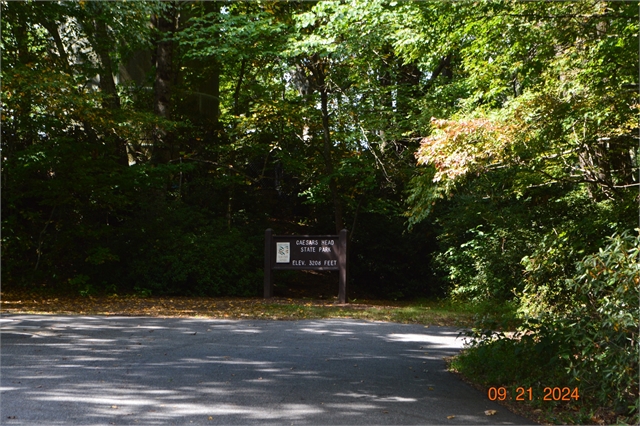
488 386 579 402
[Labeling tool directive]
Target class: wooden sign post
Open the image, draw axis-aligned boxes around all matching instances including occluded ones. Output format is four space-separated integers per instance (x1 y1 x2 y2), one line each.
264 229 348 303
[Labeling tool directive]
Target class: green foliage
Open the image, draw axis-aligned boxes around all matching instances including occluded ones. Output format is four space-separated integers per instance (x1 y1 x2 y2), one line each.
534 230 640 420
452 331 566 391
455 231 640 424
519 191 633 317
133 286 153 298
434 222 529 302
406 1 637 311
68 275 91 297
415 62 637 416
178 3 287 62
125 207 261 297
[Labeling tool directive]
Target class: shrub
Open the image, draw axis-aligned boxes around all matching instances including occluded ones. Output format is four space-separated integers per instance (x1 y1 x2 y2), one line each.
454 230 639 424
125 206 262 297
544 230 639 420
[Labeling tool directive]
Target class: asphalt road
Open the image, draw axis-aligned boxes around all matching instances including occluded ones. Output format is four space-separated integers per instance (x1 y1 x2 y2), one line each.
1 315 536 425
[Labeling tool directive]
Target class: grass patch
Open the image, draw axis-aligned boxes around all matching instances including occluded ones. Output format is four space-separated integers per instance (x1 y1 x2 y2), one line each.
258 299 477 326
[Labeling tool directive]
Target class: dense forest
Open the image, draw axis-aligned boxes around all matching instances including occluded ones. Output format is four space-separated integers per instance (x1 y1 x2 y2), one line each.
2 1 638 421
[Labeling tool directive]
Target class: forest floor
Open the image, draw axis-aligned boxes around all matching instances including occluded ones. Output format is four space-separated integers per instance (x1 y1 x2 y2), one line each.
0 292 475 327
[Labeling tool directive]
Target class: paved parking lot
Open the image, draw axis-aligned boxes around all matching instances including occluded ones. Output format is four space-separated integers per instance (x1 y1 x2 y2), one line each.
1 315 535 425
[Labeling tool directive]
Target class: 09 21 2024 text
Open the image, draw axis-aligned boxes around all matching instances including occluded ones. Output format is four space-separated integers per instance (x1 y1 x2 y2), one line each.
487 386 579 402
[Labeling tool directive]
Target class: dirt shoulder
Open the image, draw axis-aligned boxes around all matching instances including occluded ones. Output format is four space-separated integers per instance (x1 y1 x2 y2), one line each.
0 292 472 327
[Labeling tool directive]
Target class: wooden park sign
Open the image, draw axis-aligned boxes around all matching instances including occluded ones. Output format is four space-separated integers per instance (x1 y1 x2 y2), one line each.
264 228 348 303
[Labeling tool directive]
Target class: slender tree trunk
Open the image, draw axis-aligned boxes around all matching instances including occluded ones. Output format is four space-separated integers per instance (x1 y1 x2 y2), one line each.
60 3 130 166
317 66 344 234
203 1 221 140
151 2 179 165
41 20 70 72
92 22 130 166
93 19 121 111
76 2 130 166
233 58 247 116
424 55 453 90
9 2 34 150
396 61 421 118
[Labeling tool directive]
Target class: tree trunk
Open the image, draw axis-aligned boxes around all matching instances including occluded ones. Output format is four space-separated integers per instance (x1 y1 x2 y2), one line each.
233 58 247 116
8 2 34 150
40 20 71 72
81 3 129 166
93 18 121 111
396 61 421 118
151 2 179 165
317 65 345 234
90 18 129 166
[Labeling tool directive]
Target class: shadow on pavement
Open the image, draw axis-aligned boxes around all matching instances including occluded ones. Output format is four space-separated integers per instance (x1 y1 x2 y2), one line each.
1 315 535 425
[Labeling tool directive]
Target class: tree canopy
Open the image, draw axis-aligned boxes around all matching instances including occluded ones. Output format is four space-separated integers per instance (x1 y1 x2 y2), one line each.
3 0 637 296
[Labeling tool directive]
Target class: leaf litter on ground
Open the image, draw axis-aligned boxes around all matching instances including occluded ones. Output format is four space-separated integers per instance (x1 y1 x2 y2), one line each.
0 292 473 327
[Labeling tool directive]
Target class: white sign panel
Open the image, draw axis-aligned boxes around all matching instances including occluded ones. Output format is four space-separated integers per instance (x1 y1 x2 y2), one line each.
276 242 290 263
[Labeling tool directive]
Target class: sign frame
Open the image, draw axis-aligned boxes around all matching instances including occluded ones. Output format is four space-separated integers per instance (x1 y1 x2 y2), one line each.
264 228 348 303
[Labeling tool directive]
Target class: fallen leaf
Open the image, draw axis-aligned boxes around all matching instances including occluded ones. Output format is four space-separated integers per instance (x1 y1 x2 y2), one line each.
484 410 497 416
447 415 455 419
208 416 213 420
111 405 118 409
